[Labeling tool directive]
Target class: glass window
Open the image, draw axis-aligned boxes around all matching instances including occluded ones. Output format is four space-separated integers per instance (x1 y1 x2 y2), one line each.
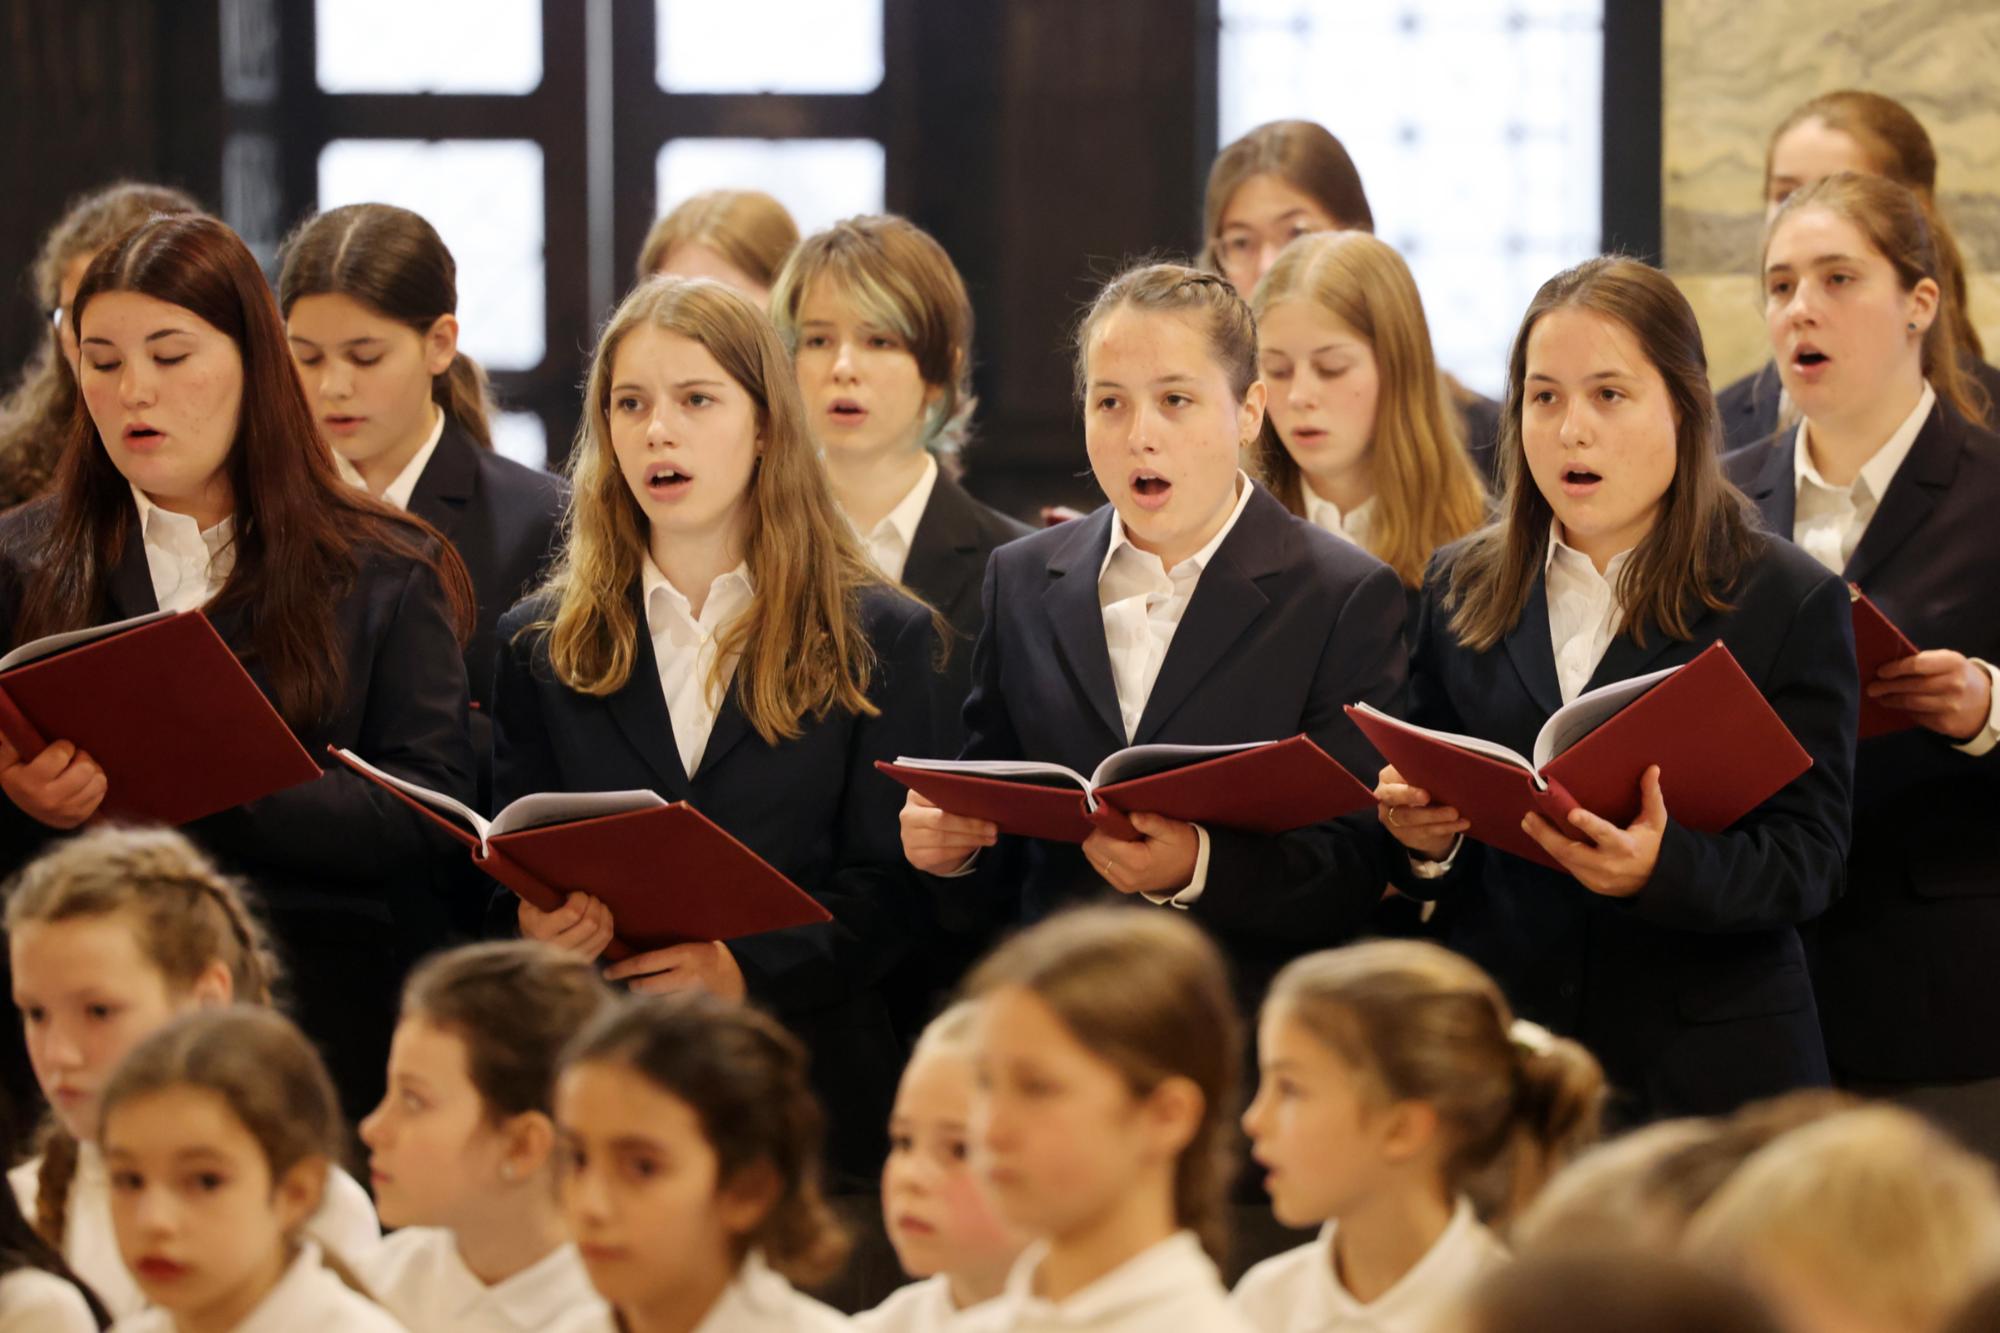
491 411 550 472
655 0 883 94
315 0 542 94
655 138 887 237
316 139 547 372
1219 0 1603 396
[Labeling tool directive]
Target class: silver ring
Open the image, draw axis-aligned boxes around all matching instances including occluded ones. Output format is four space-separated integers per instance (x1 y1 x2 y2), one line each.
1388 806 1402 828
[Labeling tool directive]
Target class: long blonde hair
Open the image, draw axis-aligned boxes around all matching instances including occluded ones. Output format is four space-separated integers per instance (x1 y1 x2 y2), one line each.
534 276 886 742
1252 231 1488 587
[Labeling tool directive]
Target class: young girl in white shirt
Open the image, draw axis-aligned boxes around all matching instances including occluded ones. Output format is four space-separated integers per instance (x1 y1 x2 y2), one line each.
553 992 852 1332
5 826 380 1319
1232 940 1603 1333
357 942 613 1332
959 907 1253 1333
858 1003 1023 1331
99 1006 403 1332
0 1107 102 1333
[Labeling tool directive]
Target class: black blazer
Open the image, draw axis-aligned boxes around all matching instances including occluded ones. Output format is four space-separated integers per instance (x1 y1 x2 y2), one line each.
1726 400 2000 1081
1457 389 1503 484
0 498 476 1123
491 581 938 1182
1389 535 1857 1118
948 483 1408 1010
1717 358 2000 452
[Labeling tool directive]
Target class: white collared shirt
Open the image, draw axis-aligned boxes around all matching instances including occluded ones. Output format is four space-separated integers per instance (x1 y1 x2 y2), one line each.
129 484 234 613
642 555 755 780
1544 525 1634 705
335 406 447 512
0 1269 97 1333
973 1231 1253 1333
360 1227 608 1333
1792 381 1934 575
561 1252 851 1332
10 1146 382 1319
858 1274 999 1332
859 453 941 583
108 1241 405 1333
1302 489 1375 549
1230 1197 1508 1333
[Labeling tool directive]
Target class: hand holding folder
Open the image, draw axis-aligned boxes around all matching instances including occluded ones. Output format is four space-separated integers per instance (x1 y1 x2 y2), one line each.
1849 584 1922 740
330 748 830 959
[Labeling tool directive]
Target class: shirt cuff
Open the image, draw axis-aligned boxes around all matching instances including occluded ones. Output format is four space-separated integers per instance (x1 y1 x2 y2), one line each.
933 850 981 878
1407 834 1465 879
1142 825 1211 909
1952 659 2000 757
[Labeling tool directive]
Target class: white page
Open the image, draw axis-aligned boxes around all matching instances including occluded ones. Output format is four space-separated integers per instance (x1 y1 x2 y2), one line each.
485 788 667 839
1350 703 1539 776
1088 740 1272 790
1530 661 1683 770
0 609 174 673
336 748 490 846
889 756 1092 791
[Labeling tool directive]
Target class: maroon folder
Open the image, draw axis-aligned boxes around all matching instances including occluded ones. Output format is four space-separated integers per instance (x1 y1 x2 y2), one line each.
0 610 320 827
1850 584 1920 740
1346 642 1812 872
331 749 830 960
875 734 1375 844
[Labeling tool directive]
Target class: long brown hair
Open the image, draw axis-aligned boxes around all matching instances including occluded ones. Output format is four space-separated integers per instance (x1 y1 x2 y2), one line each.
1446 257 1763 653
636 190 800 289
533 276 887 743
1202 120 1373 272
0 182 200 507
277 203 495 447
15 213 473 729
963 907 1243 1265
1765 172 1990 427
1266 941 1603 1227
1763 90 1983 362
1252 231 1488 586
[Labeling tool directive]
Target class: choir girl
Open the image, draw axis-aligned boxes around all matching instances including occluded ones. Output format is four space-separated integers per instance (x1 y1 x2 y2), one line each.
1721 90 1999 449
357 941 612 1332
1232 941 1602 1333
0 1106 101 1332
1724 172 2000 1152
0 182 198 510
6 826 380 1319
1204 120 1503 470
959 907 1252 1332
1375 255 1858 1119
98 1007 403 1332
637 190 800 305
898 261 1406 1016
0 212 477 1124
496 274 937 1182
553 992 852 1332
857 1002 1023 1331
279 202 566 804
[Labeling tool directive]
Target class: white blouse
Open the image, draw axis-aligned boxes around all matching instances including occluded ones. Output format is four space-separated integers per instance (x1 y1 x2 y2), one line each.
561 1251 850 1332
857 1273 999 1332
108 1241 405 1332
359 1226 608 1333
0 1268 98 1333
972 1231 1253 1332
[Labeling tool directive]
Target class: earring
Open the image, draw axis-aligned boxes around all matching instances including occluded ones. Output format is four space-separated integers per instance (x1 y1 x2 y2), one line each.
1909 322 1919 332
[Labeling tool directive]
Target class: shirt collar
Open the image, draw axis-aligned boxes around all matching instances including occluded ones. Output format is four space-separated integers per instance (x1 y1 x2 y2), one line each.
1303 487 1375 542
334 404 447 511
866 452 940 553
475 1241 599 1329
1099 470 1255 583
129 483 234 547
641 554 753 633
1794 380 1936 502
1303 1198 1501 1325
1544 519 1633 583
997 1231 1216 1325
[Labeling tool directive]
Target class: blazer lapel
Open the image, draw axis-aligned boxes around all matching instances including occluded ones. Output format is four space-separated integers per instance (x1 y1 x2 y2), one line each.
1582 619 1692 697
692 684 756 779
1738 432 1799 537
105 513 159 619
605 586 693 797
902 473 982 616
404 421 479 540
1843 402 1959 587
1042 508 1125 743
1503 572 1565 718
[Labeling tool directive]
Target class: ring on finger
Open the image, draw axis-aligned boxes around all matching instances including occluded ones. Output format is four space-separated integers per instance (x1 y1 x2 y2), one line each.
1388 806 1402 828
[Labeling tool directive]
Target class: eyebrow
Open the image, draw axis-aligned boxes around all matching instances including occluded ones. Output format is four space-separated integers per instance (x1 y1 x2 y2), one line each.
1763 253 1858 274
1224 209 1311 230
609 378 729 394
1526 371 1634 384
1088 373 1200 391
287 334 387 349
80 328 195 349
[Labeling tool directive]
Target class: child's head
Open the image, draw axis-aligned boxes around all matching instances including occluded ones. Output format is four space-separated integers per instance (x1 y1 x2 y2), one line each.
1073 262 1266 570
1458 1251 1785 1333
1685 1107 2000 1333
1204 119 1373 296
880 1002 1021 1289
100 1007 342 1325
770 214 977 457
6 825 277 1143
1245 941 1602 1230
962 907 1242 1263
360 941 611 1232
555 993 847 1316
638 190 800 303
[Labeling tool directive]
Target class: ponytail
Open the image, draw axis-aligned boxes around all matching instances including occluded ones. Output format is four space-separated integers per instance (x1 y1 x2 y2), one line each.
1471 1020 1610 1226
30 1125 79 1250
435 351 494 449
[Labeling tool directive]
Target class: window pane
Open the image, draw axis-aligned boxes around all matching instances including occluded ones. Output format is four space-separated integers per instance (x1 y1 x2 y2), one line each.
1219 0 1603 397
317 140 546 371
655 139 886 238
491 411 550 472
315 0 541 94
656 0 883 93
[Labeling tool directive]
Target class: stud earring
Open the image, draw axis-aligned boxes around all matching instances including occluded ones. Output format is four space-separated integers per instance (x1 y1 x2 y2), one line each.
1909 322 1919 332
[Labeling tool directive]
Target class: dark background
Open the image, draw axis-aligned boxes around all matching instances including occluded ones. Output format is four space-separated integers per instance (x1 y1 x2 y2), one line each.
0 0 1660 518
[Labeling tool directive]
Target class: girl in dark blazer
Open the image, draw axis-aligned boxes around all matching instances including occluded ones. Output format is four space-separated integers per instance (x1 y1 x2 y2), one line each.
1378 256 1857 1121
497 275 937 1184
278 204 565 810
900 262 1408 1015
1726 173 2000 1147
0 213 477 1124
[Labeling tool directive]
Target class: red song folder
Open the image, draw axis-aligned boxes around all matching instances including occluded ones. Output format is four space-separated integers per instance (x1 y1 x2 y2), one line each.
875 734 1375 844
0 610 320 827
330 748 831 959
1849 584 1920 740
1345 642 1812 872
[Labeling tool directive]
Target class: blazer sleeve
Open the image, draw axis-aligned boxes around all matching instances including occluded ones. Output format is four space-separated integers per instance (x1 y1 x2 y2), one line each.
727 601 936 1015
1384 564 1490 901
1188 561 1409 944
489 608 562 810
1619 568 1857 933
